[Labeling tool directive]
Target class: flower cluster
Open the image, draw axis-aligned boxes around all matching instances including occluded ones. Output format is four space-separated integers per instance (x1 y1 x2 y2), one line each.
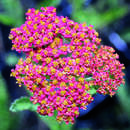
9 7 125 124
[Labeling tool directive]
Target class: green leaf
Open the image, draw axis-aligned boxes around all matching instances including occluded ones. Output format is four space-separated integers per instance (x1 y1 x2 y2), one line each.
39 115 72 130
0 0 24 26
0 14 15 26
60 122 72 130
37 0 61 9
88 88 97 95
68 0 85 11
10 96 38 112
10 96 72 130
0 74 11 130
117 84 130 118
72 6 128 29
70 0 128 30
5 53 19 66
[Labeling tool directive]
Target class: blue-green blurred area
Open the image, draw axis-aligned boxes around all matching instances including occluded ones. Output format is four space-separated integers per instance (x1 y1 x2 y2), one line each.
0 0 130 130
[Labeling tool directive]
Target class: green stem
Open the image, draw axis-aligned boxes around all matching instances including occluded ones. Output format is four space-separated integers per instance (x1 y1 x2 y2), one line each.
58 123 62 130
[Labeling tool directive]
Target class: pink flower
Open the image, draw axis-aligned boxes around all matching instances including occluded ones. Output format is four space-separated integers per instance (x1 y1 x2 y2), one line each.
9 7 125 124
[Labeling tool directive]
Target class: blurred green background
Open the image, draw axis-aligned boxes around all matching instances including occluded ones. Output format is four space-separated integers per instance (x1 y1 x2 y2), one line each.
0 0 130 130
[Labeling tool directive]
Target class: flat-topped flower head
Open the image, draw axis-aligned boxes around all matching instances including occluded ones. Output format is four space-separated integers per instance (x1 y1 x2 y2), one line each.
9 7 125 124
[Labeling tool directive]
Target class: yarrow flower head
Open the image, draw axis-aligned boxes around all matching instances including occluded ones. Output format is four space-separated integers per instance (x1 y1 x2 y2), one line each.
9 7 125 124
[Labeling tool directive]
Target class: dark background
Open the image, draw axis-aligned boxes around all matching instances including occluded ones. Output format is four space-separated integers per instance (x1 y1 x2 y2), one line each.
0 0 130 130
